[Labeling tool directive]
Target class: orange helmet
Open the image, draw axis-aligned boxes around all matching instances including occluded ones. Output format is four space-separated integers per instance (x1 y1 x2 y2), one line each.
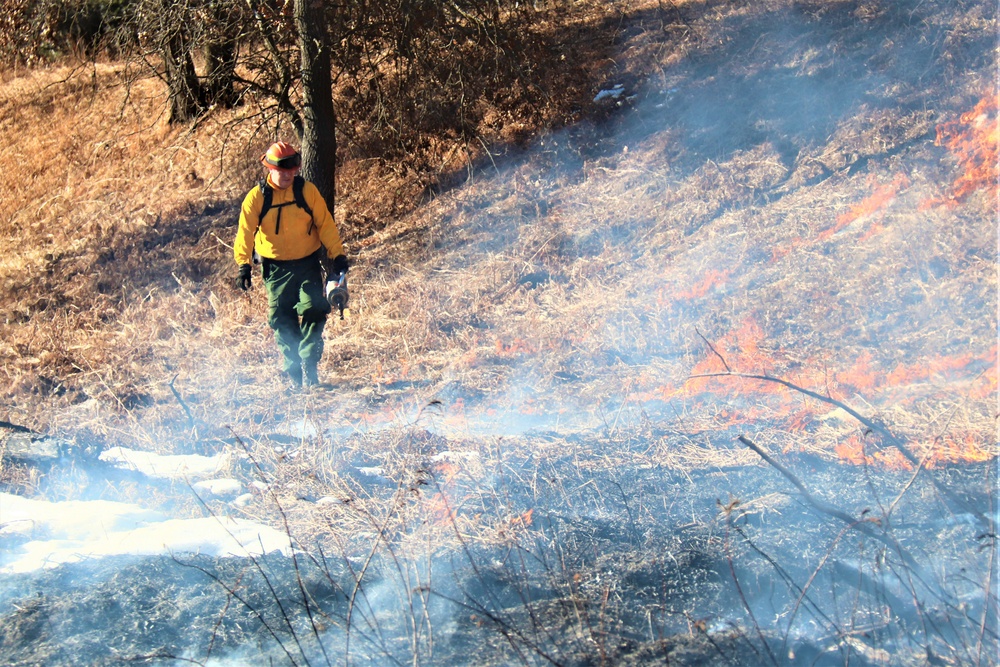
261 142 301 170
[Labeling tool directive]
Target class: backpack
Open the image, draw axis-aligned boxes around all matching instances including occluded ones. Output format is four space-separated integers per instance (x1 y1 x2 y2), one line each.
256 175 315 236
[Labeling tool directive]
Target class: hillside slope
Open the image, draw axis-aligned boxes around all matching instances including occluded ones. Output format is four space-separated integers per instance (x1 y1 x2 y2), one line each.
0 0 993 457
0 0 997 665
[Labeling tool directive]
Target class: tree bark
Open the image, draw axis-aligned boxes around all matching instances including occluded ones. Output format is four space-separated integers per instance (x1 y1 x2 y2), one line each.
203 38 239 108
295 0 337 209
163 25 202 123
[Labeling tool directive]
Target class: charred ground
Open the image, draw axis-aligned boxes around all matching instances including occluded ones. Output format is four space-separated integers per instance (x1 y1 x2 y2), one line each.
0 0 997 665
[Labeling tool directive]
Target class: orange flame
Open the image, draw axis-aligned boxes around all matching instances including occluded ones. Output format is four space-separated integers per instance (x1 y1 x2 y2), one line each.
495 508 535 541
675 269 733 300
495 338 537 357
834 436 913 470
689 319 776 377
770 239 804 262
510 508 534 528
785 408 815 432
682 327 994 466
835 351 882 393
771 174 909 260
835 433 994 469
930 434 994 467
924 94 999 207
685 319 793 407
887 353 977 386
821 174 911 242
433 459 462 483
831 349 994 400
425 491 456 525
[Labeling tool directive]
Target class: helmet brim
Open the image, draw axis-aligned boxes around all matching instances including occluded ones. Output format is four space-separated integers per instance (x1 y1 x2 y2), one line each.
261 153 302 170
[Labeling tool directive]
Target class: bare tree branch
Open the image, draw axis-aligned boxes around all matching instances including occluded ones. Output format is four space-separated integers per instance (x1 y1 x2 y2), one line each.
691 370 994 533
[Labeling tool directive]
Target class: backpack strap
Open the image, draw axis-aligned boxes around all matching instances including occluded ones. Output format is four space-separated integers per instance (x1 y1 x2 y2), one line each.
293 176 316 235
256 176 315 236
256 178 273 233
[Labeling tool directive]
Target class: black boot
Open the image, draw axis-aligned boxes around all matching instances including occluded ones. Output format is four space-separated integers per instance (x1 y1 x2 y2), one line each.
304 362 332 390
303 362 319 388
281 366 303 389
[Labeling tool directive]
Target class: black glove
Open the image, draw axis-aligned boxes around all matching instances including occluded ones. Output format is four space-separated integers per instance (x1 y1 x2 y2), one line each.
330 254 349 276
237 264 252 291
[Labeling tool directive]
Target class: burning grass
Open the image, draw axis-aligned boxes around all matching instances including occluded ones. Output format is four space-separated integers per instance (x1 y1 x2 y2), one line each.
0 0 997 665
924 92 1000 208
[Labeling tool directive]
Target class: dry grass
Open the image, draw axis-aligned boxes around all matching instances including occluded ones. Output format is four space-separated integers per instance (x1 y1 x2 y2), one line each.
0 4 996 665
0 0 995 563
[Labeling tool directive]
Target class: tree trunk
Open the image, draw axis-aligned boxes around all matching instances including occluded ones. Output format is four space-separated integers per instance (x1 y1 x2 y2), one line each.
163 26 202 123
201 0 242 109
203 40 238 107
295 0 337 209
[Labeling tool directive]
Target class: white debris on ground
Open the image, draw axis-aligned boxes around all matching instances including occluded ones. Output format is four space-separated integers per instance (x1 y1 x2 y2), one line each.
229 493 255 507
286 419 318 438
430 451 480 463
594 84 625 102
0 492 292 574
99 446 229 479
192 478 243 498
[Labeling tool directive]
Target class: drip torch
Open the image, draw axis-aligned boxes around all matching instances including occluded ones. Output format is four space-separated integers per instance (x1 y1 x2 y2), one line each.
325 271 349 320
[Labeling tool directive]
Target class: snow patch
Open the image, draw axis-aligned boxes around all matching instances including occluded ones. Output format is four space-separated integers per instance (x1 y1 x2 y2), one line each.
99 446 228 480
0 492 291 573
192 478 243 498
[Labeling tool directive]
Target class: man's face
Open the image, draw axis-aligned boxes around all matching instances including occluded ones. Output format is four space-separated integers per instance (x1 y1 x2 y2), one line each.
268 166 298 189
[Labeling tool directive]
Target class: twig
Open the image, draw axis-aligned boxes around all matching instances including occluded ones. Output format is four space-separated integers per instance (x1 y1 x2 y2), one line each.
693 370 993 532
695 328 731 373
172 554 301 666
431 476 565 666
497 489 568 656
344 490 405 665
728 519 847 653
312 531 397 662
979 507 999 666
686 613 737 663
737 434 985 636
169 374 196 431
424 587 537 665
477 135 500 177
737 436 852 520
212 232 234 249
737 435 926 574
207 569 246 659
226 430 317 666
721 503 779 667
608 380 633 438
609 479 641 546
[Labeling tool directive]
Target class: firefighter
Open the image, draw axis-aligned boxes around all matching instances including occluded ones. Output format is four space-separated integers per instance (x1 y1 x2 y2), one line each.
234 141 348 389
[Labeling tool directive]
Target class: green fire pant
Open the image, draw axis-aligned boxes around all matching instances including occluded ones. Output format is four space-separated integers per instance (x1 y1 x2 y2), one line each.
262 252 331 377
